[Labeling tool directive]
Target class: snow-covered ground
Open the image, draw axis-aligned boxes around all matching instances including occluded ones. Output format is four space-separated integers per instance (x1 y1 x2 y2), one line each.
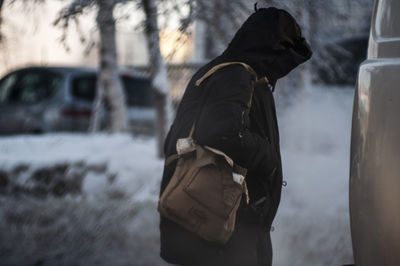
0 85 354 266
0 134 168 266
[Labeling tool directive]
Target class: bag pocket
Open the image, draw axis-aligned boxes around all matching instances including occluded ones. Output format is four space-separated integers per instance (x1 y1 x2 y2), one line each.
183 147 243 219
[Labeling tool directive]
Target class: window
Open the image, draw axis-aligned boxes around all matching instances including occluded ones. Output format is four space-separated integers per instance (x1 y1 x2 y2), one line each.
72 74 152 107
122 76 152 107
7 70 62 104
71 75 96 102
0 73 17 104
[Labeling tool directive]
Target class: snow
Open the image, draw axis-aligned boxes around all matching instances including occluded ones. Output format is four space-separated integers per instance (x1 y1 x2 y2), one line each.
272 85 355 265
0 85 355 265
0 134 168 266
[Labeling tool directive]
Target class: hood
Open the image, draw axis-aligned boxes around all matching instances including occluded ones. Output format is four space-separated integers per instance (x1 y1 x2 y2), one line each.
220 7 312 84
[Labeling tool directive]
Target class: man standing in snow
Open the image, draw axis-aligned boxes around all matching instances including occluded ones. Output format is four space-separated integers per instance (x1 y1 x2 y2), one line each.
159 7 312 266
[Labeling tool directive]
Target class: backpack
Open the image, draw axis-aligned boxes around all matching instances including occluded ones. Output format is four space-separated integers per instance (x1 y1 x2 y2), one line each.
158 62 262 244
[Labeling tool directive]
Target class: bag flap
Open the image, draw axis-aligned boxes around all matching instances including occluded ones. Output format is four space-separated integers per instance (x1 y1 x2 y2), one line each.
195 145 218 167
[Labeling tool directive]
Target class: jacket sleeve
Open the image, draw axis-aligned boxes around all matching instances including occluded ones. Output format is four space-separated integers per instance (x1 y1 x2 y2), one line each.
195 65 278 180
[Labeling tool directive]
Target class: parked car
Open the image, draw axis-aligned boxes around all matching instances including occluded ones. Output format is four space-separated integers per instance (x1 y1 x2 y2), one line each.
0 66 156 135
350 0 400 265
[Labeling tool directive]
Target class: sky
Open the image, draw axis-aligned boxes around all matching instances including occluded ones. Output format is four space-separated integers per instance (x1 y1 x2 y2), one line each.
0 0 193 76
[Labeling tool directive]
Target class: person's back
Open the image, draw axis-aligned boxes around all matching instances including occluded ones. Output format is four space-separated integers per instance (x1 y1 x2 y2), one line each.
159 7 312 266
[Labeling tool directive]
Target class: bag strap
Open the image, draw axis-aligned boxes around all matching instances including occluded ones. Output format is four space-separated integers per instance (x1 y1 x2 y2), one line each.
195 62 258 87
189 62 260 139
165 153 179 166
166 62 267 167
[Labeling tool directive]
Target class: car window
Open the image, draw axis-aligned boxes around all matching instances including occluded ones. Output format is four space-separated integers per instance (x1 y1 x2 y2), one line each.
122 76 152 107
7 70 62 104
0 73 17 104
72 74 152 107
71 75 96 102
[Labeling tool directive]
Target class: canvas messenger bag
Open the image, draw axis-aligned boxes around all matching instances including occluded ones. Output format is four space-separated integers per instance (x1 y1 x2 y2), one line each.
158 62 266 244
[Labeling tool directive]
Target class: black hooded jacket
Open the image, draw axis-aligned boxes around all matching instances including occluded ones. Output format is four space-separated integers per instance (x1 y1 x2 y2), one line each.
160 7 312 266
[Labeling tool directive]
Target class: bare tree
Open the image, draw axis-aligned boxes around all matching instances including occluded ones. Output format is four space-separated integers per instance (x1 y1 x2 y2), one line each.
0 0 4 42
54 0 128 133
94 0 128 132
53 0 191 152
0 0 45 43
142 0 173 157
191 0 251 59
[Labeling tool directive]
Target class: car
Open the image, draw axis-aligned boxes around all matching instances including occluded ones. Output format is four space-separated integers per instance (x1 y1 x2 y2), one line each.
349 0 400 265
0 66 156 135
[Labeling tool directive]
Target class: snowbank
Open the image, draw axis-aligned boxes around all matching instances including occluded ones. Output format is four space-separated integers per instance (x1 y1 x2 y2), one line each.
0 85 355 266
0 134 169 266
0 134 162 201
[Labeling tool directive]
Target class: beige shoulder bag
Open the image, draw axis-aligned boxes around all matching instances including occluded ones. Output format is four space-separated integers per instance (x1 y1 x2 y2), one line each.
158 62 263 244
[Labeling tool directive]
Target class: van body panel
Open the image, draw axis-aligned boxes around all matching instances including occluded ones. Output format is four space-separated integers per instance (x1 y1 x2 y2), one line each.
350 0 400 264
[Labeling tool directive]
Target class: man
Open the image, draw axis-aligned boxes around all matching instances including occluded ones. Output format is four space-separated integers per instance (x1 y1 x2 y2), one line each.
159 7 312 266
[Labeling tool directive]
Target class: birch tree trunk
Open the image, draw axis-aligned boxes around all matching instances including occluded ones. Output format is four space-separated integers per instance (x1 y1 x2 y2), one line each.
142 0 173 157
90 0 128 133
0 0 4 43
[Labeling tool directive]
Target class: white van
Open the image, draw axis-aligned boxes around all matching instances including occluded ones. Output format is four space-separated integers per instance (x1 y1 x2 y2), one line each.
350 0 400 265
